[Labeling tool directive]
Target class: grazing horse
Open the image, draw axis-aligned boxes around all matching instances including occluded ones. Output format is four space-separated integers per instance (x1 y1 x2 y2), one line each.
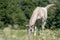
26 4 55 35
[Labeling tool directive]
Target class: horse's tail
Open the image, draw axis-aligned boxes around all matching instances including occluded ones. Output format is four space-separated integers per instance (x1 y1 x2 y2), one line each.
45 4 55 9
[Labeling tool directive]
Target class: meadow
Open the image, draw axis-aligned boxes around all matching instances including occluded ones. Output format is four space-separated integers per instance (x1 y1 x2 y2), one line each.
0 27 60 40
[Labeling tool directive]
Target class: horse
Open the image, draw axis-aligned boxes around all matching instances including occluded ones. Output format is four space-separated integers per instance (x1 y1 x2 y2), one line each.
26 4 55 36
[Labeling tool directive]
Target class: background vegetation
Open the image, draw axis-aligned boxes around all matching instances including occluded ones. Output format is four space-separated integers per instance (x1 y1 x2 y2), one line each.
0 0 60 40
0 0 60 29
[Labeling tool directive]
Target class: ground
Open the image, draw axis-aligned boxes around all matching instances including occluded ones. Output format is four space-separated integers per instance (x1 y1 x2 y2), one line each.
0 27 60 40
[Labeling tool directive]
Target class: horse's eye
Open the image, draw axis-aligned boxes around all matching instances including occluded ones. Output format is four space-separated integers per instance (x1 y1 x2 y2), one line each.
30 29 32 31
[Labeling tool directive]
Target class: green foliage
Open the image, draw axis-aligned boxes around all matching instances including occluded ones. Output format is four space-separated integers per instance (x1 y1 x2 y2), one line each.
0 0 60 29
0 21 4 29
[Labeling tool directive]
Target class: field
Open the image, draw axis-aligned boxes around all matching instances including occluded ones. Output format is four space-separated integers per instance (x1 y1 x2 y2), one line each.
0 27 60 40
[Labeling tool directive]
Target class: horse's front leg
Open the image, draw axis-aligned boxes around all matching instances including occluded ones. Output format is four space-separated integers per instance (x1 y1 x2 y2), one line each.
34 26 37 36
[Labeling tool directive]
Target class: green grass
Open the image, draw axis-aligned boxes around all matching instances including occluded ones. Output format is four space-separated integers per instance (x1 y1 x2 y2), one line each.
0 27 60 40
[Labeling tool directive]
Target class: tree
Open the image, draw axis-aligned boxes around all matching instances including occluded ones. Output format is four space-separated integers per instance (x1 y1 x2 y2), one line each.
0 0 60 29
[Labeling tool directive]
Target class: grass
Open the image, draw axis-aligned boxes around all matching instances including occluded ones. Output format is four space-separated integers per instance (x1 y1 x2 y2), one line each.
0 27 60 40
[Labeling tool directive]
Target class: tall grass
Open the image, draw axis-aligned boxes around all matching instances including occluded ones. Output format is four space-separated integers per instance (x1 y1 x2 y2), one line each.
0 27 60 40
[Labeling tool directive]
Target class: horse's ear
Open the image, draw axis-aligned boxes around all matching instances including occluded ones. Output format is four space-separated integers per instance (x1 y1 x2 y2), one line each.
26 25 29 30
26 25 29 27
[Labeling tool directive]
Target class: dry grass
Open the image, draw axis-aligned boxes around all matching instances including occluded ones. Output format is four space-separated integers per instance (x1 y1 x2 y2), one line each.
0 27 60 40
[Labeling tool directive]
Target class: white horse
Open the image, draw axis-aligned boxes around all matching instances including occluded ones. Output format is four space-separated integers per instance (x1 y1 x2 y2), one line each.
26 4 55 36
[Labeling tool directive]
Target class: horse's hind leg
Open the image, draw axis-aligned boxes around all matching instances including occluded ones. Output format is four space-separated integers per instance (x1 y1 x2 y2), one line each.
42 19 46 30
